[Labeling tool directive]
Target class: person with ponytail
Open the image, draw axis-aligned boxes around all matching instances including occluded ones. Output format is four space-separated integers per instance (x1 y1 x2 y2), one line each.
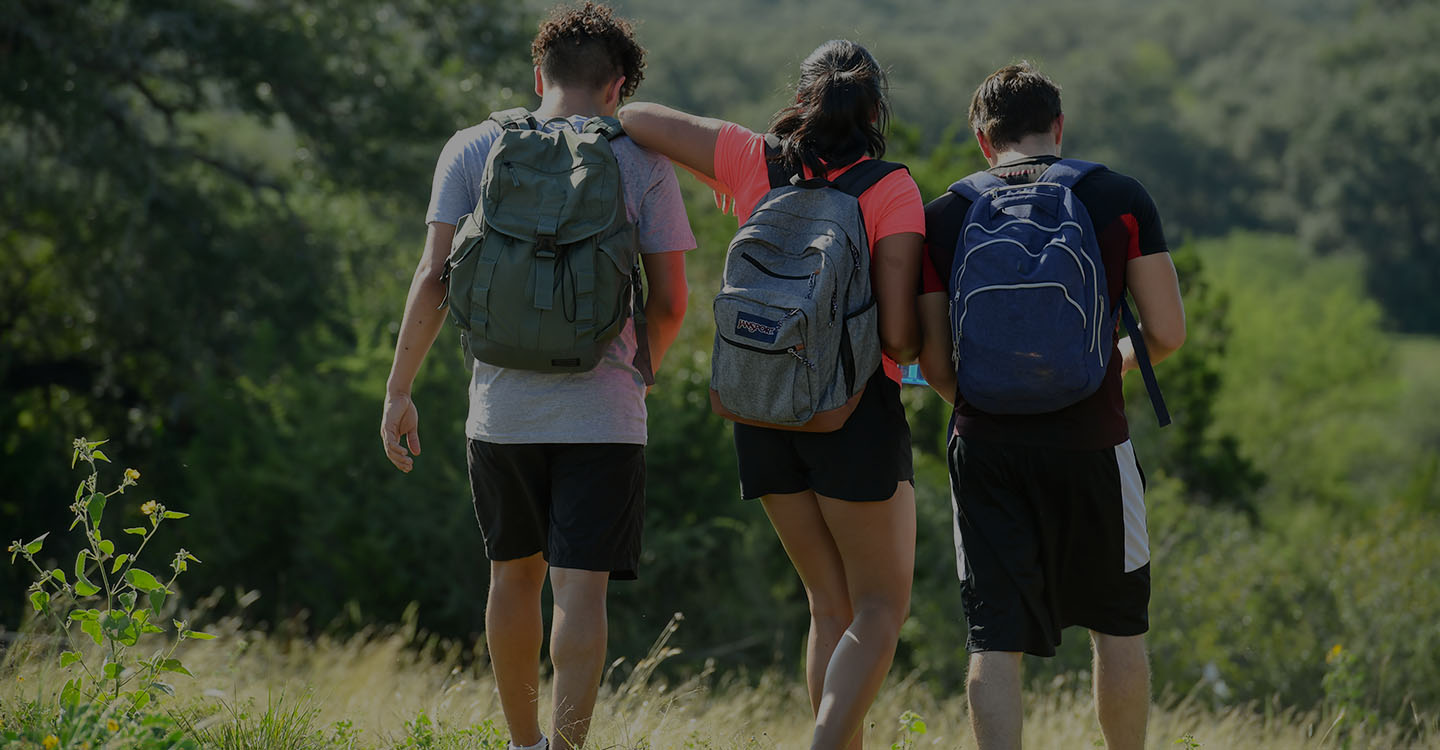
620 39 923 750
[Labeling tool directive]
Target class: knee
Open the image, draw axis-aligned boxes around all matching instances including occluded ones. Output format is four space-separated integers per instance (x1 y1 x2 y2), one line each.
806 590 854 639
491 555 548 596
852 592 910 639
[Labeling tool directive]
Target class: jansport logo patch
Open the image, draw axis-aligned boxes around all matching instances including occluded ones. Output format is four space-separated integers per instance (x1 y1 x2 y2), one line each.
734 311 781 344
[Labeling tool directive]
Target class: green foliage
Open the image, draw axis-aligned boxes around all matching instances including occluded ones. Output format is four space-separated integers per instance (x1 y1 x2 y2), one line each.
889 709 927 750
0 699 197 750
6 438 210 709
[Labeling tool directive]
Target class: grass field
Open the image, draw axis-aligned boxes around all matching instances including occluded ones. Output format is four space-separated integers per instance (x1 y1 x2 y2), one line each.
3 611 1435 750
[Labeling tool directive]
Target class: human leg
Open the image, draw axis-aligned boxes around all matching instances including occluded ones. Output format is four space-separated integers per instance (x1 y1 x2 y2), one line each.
548 567 610 750
1091 631 1148 750
487 554 550 748
806 482 916 750
967 650 1023 750
760 490 857 749
542 443 645 749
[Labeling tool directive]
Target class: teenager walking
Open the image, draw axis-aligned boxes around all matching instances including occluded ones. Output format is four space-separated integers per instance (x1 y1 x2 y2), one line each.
620 39 924 750
380 4 695 749
917 62 1186 750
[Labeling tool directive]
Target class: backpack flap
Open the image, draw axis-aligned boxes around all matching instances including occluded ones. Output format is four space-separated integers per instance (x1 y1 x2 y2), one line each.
479 129 621 245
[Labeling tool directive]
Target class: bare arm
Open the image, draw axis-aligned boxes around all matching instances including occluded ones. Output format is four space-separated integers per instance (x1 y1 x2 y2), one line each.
381 221 454 472
917 291 956 404
639 250 689 377
873 232 924 364
617 103 726 181
1119 252 1186 373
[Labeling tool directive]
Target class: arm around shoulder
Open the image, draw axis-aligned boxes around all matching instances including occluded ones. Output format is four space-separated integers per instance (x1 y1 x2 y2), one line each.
617 102 726 181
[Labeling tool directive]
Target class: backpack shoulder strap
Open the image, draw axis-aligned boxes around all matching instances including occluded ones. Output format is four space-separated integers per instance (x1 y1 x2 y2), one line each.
948 170 1006 203
1117 297 1172 427
583 116 626 141
490 108 538 131
762 134 797 190
831 159 906 198
1040 158 1105 189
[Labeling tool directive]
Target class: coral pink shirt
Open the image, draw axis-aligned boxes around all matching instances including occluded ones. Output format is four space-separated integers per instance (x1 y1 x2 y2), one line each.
713 123 925 383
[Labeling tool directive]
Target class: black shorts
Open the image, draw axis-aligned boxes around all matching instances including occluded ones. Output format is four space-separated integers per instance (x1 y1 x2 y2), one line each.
948 435 1150 656
733 371 913 502
467 440 645 580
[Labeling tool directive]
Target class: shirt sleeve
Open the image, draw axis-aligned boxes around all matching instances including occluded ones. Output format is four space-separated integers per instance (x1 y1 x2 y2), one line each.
426 131 478 226
922 191 968 288
714 123 766 198
865 169 926 242
1132 183 1168 256
637 156 698 255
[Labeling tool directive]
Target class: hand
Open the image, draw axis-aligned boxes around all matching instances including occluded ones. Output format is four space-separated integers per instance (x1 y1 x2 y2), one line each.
381 392 422 473
713 189 735 216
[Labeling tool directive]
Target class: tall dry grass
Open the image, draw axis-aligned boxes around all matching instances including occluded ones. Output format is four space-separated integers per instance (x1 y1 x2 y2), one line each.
2 607 1434 749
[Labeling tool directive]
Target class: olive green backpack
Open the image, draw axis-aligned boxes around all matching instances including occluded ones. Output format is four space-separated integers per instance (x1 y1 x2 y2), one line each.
442 108 651 382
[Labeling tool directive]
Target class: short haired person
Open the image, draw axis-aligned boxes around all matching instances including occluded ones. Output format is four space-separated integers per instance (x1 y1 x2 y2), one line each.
916 63 1186 750
620 40 924 750
379 4 694 749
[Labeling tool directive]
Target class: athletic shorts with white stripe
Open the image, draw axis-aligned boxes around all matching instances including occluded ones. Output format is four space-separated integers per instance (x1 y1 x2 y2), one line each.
947 435 1150 657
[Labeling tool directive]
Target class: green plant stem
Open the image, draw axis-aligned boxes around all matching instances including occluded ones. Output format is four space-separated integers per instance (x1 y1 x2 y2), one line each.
20 553 98 685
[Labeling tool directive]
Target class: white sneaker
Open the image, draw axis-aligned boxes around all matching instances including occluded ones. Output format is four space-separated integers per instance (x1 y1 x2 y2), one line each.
508 735 548 750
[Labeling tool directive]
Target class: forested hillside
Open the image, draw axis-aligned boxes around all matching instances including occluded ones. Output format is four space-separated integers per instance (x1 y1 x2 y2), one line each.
3 0 1438 738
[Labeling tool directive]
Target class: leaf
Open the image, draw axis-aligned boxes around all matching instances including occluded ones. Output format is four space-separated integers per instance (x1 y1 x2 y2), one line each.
118 591 136 610
124 527 146 536
81 617 103 645
92 449 111 463
112 553 130 574
59 651 81 669
103 661 122 679
158 658 192 677
162 511 189 520
86 493 106 527
74 551 100 597
149 588 166 615
50 569 67 584
29 590 50 612
186 631 217 641
87 439 109 449
71 447 80 469
23 532 49 555
151 681 175 696
61 679 81 707
98 539 114 557
74 481 87 501
125 568 165 592
130 690 151 709
141 624 164 634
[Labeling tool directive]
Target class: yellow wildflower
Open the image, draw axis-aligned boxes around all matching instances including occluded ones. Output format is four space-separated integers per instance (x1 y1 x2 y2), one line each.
124 468 140 482
43 735 59 750
107 718 120 732
140 500 159 516
1327 643 1344 664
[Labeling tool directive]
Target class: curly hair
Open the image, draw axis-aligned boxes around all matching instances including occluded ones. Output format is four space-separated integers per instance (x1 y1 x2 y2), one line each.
531 2 646 100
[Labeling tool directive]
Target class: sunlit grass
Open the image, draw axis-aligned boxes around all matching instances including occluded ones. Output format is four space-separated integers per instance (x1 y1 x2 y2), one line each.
2 610 1435 749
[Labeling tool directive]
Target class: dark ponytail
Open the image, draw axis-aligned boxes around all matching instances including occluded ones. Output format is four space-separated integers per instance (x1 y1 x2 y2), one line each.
769 40 891 177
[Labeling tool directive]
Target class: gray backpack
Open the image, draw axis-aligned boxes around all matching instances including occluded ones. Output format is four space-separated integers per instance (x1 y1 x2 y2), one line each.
709 139 904 431
442 109 651 382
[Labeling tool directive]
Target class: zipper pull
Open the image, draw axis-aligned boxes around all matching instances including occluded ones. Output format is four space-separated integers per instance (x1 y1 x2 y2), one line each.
504 161 520 187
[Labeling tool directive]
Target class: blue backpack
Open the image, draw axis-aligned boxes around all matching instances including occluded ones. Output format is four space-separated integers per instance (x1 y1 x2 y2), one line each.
948 159 1169 425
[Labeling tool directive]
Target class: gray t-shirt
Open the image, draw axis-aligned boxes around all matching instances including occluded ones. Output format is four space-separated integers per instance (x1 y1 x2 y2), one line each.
427 114 695 445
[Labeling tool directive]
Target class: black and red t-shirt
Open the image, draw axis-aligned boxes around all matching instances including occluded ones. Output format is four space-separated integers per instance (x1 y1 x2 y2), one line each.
922 155 1168 450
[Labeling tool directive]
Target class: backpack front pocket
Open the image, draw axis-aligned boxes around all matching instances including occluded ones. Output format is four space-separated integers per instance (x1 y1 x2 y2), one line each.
711 294 816 425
